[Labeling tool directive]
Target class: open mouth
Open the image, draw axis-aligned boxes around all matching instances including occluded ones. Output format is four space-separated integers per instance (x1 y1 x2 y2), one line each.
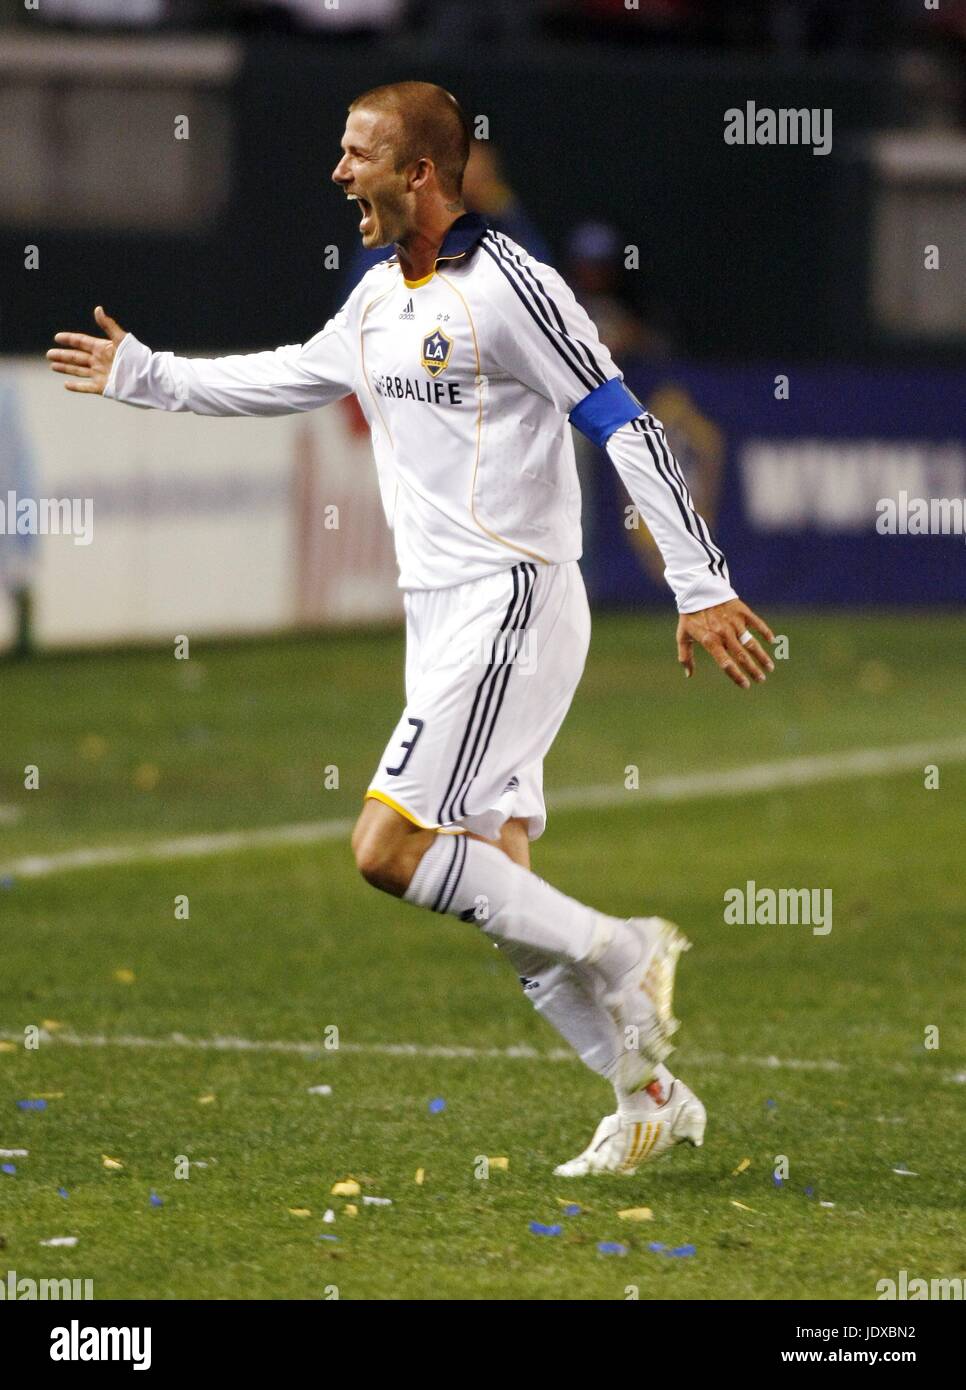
347 193 373 233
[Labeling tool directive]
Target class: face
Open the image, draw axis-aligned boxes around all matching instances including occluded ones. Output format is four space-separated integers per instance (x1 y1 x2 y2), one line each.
331 108 412 249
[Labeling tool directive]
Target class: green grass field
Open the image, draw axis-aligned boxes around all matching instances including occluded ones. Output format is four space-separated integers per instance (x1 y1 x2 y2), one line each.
1 611 963 1300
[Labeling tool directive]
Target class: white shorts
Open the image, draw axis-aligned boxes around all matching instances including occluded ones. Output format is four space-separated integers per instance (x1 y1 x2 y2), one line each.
366 559 591 842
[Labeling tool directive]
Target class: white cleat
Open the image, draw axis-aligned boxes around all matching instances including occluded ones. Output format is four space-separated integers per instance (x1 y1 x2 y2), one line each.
603 917 691 1093
553 1080 707 1178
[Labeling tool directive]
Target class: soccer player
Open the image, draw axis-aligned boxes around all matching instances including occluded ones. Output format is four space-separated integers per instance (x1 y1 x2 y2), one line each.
47 82 774 1175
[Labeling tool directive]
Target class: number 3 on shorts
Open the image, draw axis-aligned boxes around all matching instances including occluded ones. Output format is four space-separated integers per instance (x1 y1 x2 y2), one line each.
385 717 425 777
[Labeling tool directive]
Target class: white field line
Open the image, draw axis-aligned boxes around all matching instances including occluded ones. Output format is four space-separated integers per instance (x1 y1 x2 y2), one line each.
3 736 965 882
0 1030 961 1082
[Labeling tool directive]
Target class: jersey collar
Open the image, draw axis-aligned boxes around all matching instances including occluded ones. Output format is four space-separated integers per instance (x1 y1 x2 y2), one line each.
434 212 488 268
394 213 488 286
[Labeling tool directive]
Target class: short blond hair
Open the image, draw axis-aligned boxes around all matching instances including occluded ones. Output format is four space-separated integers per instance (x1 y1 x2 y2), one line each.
349 81 471 198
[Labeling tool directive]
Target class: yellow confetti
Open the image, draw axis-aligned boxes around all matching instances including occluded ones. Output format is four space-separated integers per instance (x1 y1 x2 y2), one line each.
414 1168 425 1185
197 1094 216 1105
36 1092 64 1100
41 1020 64 1032
344 1204 358 1217
732 1157 751 1176
113 968 136 985
287 1208 312 1218
617 1207 654 1222
330 1179 361 1197
133 763 160 792
555 1196 587 1209
101 1155 123 1170
0 1042 16 1054
730 1200 758 1213
487 1156 509 1171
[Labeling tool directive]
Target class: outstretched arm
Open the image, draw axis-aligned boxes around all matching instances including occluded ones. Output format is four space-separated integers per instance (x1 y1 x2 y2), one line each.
47 305 355 417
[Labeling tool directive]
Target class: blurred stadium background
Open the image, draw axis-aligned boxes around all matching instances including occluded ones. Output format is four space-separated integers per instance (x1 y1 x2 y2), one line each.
1 0 964 648
0 0 964 1302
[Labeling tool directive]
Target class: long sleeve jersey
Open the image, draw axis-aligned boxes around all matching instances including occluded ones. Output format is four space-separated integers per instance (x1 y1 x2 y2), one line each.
104 213 735 611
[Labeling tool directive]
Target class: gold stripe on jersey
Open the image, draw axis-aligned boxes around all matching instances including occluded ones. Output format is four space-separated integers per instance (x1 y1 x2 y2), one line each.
437 270 550 568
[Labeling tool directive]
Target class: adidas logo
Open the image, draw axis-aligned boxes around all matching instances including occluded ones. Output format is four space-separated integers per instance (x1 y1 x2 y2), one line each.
399 297 415 320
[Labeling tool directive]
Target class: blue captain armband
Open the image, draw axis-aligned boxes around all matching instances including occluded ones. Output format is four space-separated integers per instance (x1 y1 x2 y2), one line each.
568 377 643 447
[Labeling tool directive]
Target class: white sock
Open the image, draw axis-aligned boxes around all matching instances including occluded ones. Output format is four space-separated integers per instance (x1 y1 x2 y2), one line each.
495 939 623 1082
618 1062 676 1120
404 833 634 972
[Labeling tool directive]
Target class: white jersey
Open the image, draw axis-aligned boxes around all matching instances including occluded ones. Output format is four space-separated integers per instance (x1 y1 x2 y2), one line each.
104 214 735 611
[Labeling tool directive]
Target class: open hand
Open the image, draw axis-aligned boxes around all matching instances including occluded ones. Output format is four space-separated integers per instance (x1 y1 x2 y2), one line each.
46 306 127 395
676 597 775 689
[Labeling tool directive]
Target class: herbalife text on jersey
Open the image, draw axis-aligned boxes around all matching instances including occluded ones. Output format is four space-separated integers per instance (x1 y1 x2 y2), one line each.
0 491 94 546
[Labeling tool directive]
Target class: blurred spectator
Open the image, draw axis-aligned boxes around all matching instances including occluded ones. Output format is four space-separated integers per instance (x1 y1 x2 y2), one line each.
565 220 672 361
33 0 169 25
233 0 406 33
0 378 38 658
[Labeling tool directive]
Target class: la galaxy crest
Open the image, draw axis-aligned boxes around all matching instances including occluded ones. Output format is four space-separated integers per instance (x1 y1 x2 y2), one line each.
421 327 453 378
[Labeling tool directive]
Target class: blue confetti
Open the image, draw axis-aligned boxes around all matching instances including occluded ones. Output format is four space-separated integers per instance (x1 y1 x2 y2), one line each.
563 1204 581 1216
428 1097 446 1114
669 1244 696 1258
317 1234 339 1242
16 1099 47 1111
2 1164 16 1176
804 1186 814 1197
773 1173 784 1187
149 1191 164 1208
529 1222 562 1237
58 1188 69 1199
597 1241 628 1256
765 1099 778 1109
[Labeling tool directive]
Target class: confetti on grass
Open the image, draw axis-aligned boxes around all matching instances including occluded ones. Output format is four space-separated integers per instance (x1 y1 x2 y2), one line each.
892 1166 919 1177
617 1208 654 1222
0 1149 28 1157
149 1192 164 1208
307 1085 332 1096
414 1168 425 1185
649 1242 696 1258
428 1098 446 1114
730 1200 758 1213
487 1156 509 1171
16 1100 47 1111
2 1165 15 1176
330 1179 360 1197
40 1237 78 1248
362 1196 392 1207
113 969 136 985
287 1208 312 1218
529 1222 562 1237
597 1242 627 1256
101 1155 123 1170
732 1158 751 1176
